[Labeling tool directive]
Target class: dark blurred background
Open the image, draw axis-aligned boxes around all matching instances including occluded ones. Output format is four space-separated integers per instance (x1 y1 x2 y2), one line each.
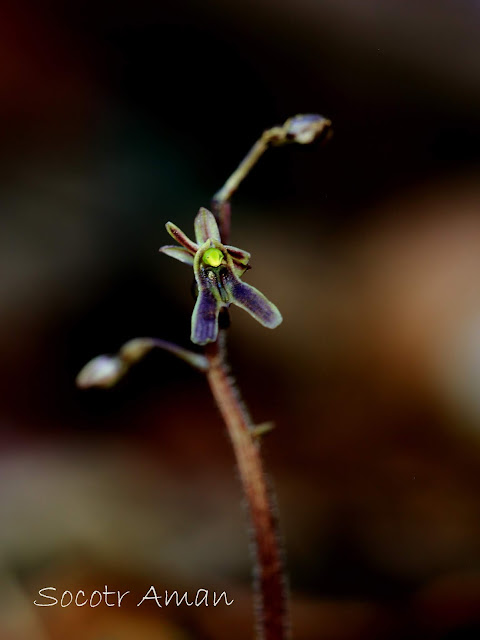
1 1 480 638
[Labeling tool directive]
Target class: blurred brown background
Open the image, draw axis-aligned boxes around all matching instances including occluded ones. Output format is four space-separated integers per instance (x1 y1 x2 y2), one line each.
1 1 480 638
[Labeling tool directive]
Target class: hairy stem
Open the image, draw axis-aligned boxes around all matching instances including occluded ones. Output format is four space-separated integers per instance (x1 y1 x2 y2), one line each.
205 115 331 638
205 335 289 640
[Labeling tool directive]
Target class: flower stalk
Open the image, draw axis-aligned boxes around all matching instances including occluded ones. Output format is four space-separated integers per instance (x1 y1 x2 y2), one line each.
77 114 332 640
212 113 332 243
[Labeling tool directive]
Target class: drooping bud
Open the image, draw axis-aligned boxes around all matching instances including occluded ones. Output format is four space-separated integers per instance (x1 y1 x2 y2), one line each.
76 355 126 389
283 114 332 145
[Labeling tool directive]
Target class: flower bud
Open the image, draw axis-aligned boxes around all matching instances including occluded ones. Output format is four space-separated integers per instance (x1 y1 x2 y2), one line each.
284 114 332 144
76 355 126 389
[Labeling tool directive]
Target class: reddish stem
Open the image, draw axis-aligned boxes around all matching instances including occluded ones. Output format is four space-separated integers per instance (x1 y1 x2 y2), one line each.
205 336 289 640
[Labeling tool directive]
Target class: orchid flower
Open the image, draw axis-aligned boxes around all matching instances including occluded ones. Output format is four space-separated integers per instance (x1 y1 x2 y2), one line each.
159 207 282 345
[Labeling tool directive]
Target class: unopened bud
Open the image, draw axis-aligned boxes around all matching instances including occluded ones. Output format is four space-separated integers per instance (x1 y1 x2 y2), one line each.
76 355 126 389
284 114 332 144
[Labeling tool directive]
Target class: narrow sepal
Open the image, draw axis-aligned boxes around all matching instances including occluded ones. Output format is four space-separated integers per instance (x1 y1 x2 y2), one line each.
159 245 194 265
225 277 282 329
191 285 220 345
225 245 251 265
165 222 198 254
225 245 251 277
231 262 249 277
194 207 221 244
